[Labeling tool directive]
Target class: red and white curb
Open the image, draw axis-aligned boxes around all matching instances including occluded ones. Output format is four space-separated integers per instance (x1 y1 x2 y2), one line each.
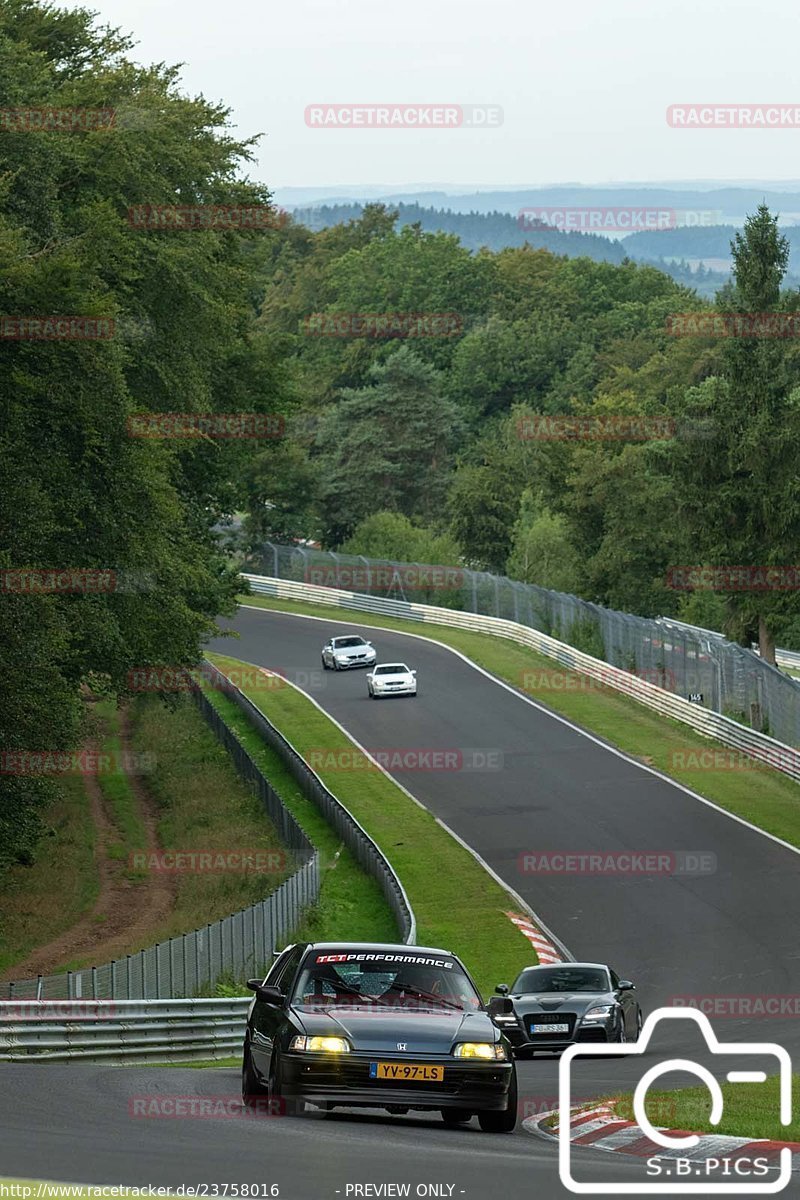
524 1102 800 1171
505 911 562 964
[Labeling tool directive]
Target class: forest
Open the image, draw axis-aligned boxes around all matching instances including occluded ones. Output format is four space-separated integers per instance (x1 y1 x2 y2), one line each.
3 0 800 868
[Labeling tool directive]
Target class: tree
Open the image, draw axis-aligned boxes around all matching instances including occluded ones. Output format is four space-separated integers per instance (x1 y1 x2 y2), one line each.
0 0 289 865
340 512 461 565
670 207 800 663
315 347 461 544
506 492 580 592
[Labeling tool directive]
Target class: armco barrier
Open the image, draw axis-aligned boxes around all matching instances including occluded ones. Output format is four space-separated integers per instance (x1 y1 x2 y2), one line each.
0 998 250 1064
242 574 800 785
201 659 416 943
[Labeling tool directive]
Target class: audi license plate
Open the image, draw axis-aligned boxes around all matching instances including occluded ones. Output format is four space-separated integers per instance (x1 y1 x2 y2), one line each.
369 1062 443 1081
531 1023 570 1033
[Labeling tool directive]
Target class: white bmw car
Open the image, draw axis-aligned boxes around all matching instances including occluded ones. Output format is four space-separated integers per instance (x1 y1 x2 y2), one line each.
321 634 377 670
366 662 418 699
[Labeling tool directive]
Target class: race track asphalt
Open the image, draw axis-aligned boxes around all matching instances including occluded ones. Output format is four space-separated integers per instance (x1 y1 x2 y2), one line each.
207 607 800 1059
3 603 798 1200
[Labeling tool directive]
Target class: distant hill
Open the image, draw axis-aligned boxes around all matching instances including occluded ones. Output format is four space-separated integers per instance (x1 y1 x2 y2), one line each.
621 223 800 276
282 185 800 226
291 202 729 297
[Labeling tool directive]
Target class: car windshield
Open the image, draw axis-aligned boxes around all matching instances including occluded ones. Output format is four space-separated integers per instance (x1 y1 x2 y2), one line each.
292 951 482 1011
334 637 365 648
513 966 610 993
374 664 407 675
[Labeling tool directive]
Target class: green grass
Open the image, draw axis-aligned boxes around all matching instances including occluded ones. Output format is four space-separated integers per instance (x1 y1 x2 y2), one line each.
93 698 147 879
199 687 398 948
0 774 98 976
237 594 800 849
612 1075 800 1141
124 694 294 948
206 653 537 998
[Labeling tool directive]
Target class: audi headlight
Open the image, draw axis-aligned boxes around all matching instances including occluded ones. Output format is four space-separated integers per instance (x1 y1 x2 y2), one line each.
581 1005 615 1022
289 1035 351 1053
453 1042 507 1060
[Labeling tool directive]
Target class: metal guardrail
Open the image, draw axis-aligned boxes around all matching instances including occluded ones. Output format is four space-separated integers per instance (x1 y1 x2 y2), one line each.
777 648 800 672
201 660 417 944
0 998 250 1064
655 615 800 674
243 543 800 749
243 574 800 785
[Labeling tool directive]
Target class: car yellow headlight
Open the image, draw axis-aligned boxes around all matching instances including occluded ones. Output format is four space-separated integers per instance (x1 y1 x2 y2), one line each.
290 1035 351 1053
453 1042 507 1060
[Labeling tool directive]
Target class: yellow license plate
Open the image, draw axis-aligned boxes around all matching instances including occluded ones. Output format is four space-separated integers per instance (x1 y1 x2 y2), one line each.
369 1061 444 1082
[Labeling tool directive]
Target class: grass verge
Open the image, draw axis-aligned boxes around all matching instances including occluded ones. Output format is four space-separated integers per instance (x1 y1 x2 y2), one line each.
93 699 147 879
198 687 398 947
206 652 536 997
0 774 97 976
125 694 293 946
237 594 800 849
611 1075 800 1141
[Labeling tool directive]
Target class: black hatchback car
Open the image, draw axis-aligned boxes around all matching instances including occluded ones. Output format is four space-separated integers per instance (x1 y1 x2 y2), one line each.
241 941 517 1131
489 962 643 1055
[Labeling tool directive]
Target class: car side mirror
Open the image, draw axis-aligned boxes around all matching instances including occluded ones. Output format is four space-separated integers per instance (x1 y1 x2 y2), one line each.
247 980 285 1004
495 983 509 995
618 980 635 991
487 996 514 1016
411 670 417 676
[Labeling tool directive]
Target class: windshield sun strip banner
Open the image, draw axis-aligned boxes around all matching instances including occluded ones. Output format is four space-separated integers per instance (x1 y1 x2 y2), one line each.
315 952 455 969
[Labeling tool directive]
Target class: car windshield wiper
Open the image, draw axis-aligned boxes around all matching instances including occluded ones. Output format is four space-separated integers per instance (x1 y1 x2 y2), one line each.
300 981 391 1006
384 984 463 1011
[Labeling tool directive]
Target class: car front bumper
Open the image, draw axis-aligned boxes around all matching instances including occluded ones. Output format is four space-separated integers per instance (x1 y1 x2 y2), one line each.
498 1019 616 1053
371 684 417 696
280 1052 513 1110
335 656 376 669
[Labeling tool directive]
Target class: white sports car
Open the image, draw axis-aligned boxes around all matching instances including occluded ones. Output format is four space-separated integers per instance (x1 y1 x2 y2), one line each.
321 634 377 670
366 662 418 699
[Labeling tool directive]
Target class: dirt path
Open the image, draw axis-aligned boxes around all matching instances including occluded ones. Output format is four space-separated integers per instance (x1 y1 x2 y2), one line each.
5 712 179 981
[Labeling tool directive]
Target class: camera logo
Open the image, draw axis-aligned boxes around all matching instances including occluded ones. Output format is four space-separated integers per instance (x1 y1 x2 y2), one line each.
558 1007 792 1194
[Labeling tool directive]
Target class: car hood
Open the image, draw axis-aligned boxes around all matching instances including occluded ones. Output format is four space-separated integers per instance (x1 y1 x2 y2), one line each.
372 671 412 682
511 992 614 1016
292 1004 495 1052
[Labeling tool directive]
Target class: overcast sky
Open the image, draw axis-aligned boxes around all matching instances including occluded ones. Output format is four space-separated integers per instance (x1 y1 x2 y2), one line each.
66 0 800 192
